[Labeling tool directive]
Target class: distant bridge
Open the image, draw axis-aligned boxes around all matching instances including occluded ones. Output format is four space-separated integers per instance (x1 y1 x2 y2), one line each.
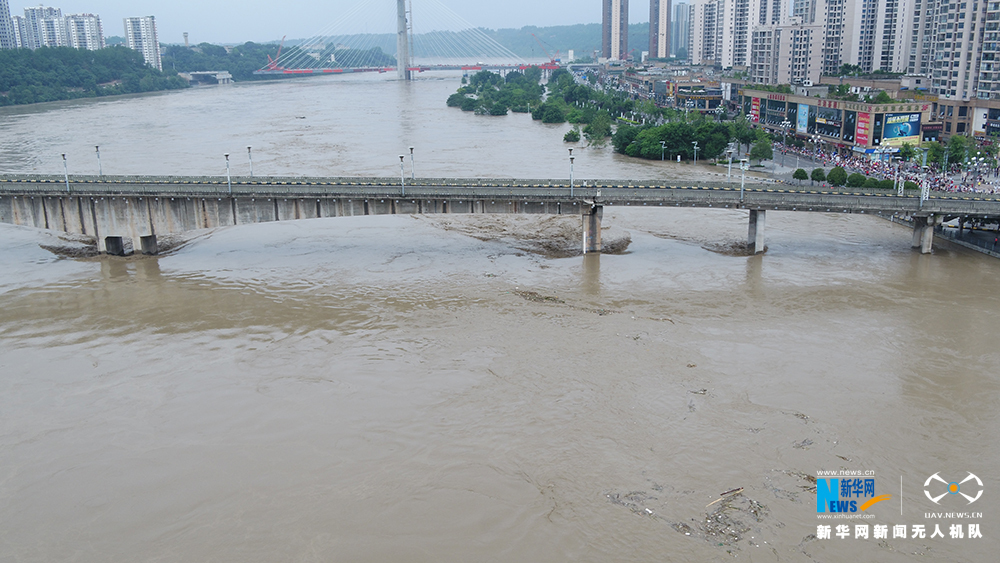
254 62 560 77
3 174 998 256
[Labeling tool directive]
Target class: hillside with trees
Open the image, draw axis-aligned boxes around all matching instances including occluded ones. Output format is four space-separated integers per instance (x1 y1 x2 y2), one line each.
161 42 395 81
0 46 187 106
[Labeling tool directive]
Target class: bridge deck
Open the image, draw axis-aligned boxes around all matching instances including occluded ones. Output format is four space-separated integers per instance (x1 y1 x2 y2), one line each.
3 175 999 218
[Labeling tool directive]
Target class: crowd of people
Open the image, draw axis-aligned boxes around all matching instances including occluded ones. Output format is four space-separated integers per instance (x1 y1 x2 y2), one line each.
772 142 1000 195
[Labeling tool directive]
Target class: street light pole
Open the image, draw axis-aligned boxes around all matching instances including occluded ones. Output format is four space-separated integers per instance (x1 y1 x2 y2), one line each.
95 145 102 177
247 146 253 178
62 153 70 193
692 141 699 164
399 155 406 196
409 146 415 180
225 153 231 194
727 148 734 181
740 158 748 203
570 155 575 196
660 140 666 161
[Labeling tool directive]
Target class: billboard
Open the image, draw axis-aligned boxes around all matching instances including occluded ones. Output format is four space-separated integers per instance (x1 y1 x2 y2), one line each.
797 104 809 134
856 112 871 146
880 113 921 147
750 97 760 122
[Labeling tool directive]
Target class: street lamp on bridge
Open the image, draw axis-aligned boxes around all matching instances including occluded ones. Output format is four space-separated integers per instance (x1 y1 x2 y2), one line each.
692 141 699 164
660 140 666 161
224 153 231 194
399 155 406 196
726 147 735 181
780 119 791 167
247 146 253 178
739 158 749 203
95 146 102 177
62 153 69 193
409 146 415 180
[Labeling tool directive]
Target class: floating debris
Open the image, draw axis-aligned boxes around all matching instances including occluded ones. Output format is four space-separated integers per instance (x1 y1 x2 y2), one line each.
793 438 814 449
689 388 708 395
513 290 564 304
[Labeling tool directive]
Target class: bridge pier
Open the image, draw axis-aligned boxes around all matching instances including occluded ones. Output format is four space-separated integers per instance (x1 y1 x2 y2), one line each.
911 216 937 254
748 209 766 254
583 205 602 254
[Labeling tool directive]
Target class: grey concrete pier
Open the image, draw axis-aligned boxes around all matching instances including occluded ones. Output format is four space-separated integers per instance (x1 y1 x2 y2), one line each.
583 205 603 254
911 215 941 254
748 209 766 254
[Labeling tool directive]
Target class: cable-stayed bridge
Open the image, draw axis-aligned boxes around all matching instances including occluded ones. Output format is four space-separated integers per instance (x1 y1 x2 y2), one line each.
254 0 558 79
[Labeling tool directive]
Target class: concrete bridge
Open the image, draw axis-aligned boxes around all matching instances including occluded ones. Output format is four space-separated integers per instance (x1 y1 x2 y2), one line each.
2 174 999 256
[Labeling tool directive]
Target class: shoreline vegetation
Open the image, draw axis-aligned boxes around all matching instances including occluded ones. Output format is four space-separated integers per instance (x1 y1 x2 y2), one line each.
0 46 187 107
446 68 763 162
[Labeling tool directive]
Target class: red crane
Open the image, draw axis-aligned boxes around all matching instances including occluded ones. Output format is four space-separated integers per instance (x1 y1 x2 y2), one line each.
265 36 286 71
530 33 560 65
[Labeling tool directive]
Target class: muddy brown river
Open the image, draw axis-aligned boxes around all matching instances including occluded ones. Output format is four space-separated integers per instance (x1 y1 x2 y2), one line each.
0 74 997 562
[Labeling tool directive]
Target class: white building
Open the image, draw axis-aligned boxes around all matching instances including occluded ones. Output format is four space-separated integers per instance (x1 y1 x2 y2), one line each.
65 14 104 51
124 16 161 71
749 19 823 85
11 15 24 48
22 6 63 49
716 0 784 69
688 0 721 66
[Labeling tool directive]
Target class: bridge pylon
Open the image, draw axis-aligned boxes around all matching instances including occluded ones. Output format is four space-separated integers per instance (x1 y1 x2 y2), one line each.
397 0 412 80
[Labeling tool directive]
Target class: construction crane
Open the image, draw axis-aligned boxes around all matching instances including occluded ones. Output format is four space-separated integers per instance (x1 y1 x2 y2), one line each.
265 36 286 71
530 33 561 65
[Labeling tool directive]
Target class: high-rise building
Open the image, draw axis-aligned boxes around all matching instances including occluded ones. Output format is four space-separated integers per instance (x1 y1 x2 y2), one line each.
672 2 690 58
719 0 784 69
602 0 629 60
65 14 104 51
792 0 820 23
22 6 62 49
750 19 823 85
978 3 1000 99
124 16 161 71
0 0 15 49
930 1 985 100
688 0 721 66
11 14 24 48
650 0 671 59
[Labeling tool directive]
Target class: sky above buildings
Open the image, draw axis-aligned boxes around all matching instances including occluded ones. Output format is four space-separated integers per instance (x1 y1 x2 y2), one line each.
39 1 655 45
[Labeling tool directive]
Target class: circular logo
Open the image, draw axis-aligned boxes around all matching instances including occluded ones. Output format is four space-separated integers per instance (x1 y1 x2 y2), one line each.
924 472 983 504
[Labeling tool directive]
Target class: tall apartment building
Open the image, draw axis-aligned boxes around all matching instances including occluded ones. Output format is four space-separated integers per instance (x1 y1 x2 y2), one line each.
792 0 821 23
650 0 672 59
602 0 629 60
11 15 24 48
0 0 15 49
673 2 690 57
749 19 823 84
65 14 104 50
719 0 784 69
906 0 935 77
929 1 985 99
124 16 161 71
978 2 1000 99
688 0 722 65
22 6 62 49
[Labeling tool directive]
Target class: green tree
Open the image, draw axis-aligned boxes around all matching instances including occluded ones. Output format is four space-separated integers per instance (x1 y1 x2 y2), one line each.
899 143 917 161
873 91 893 104
904 180 919 190
810 168 826 185
583 112 613 144
749 138 773 164
863 177 880 189
877 179 895 190
827 166 848 186
793 168 808 184
846 172 867 187
564 128 580 142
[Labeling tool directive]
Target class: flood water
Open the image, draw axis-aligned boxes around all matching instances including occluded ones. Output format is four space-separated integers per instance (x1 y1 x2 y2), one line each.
0 74 997 562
